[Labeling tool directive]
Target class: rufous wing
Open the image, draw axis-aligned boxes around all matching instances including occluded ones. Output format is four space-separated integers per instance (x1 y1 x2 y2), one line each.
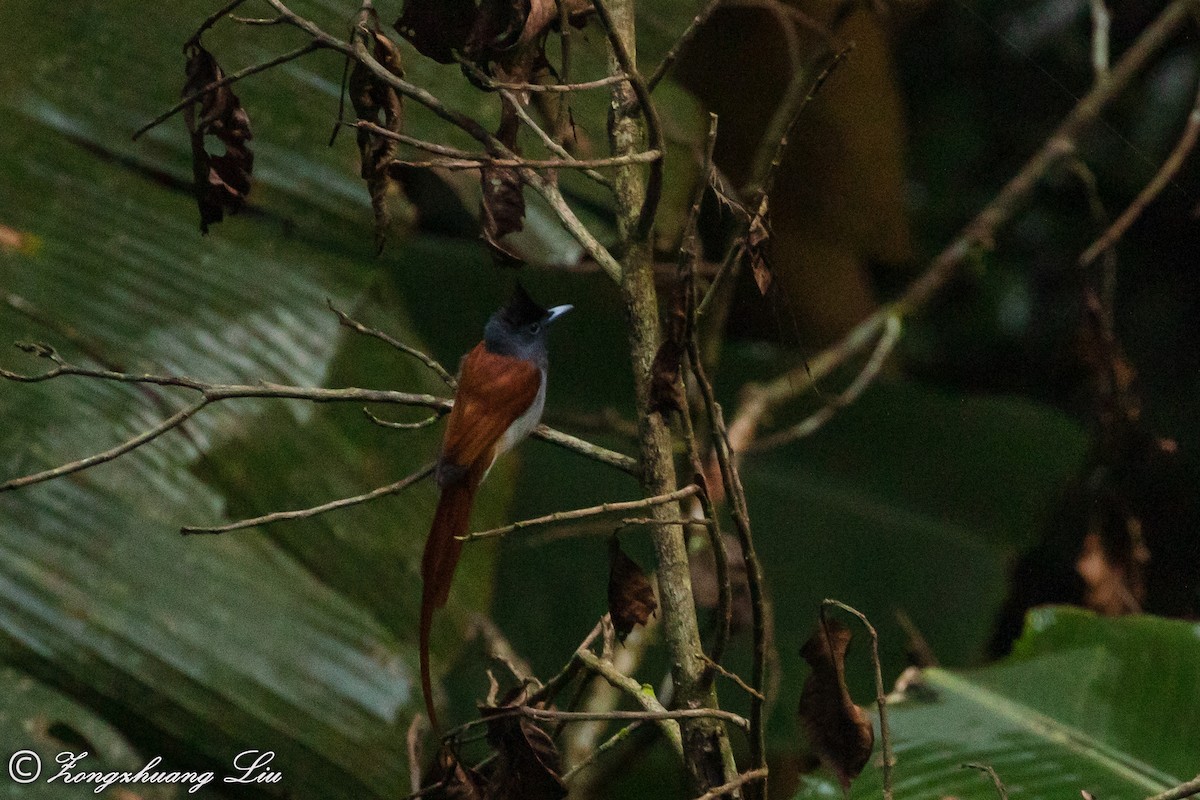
419 343 542 728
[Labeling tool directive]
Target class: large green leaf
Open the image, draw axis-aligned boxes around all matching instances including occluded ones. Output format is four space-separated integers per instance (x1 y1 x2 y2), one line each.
0 667 175 800
0 3 530 797
798 608 1200 799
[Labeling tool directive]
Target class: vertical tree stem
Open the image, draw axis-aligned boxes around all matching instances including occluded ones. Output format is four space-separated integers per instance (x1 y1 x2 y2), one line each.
600 0 741 794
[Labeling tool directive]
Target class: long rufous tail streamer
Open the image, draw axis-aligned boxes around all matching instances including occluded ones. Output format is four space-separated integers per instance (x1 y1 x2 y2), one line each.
419 468 481 729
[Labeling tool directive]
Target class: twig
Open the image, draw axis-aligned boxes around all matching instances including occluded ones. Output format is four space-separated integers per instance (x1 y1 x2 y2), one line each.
822 599 893 800
386 151 662 170
531 424 640 475
229 14 286 26
564 613 658 777
963 763 1009 800
749 312 901 451
697 43 852 320
894 609 938 668
1147 776 1200 800
527 709 743 735
744 42 853 202
1080 75 1200 267
697 652 764 700
1089 0 1111 83
0 398 208 492
690 346 768 787
181 461 436 534
691 768 770 800
0 349 638 487
725 0 1198 451
562 720 645 781
460 68 628 93
574 649 683 754
458 484 700 541
591 0 664 241
364 408 444 430
187 0 250 45
647 0 726 92
328 299 457 388
241 0 627 281
470 614 537 686
132 42 322 140
495 89 613 186
619 517 712 527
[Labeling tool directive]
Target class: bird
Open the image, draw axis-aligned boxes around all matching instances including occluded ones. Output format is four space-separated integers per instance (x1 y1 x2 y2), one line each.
419 284 572 728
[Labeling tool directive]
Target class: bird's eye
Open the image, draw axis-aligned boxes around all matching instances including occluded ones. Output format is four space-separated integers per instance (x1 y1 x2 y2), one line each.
528 322 541 334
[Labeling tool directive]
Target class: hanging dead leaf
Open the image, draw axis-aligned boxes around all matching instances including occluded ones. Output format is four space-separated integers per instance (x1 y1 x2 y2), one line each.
480 165 525 261
350 10 406 252
1077 530 1142 615
423 743 487 800
481 694 567 800
691 532 752 633
394 0 478 64
649 274 689 417
465 0 559 63
608 536 658 640
798 618 874 794
182 44 253 234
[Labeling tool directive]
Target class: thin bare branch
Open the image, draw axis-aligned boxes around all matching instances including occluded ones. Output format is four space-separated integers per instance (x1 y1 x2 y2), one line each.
229 14 286 26
364 408 445 430
697 652 764 700
963 763 1009 800
0 399 208 492
495 89 613 186
522 704 749 730
647 0 726 92
691 768 770 800
1147 776 1200 800
1080 75 1200 267
181 462 436 534
458 484 700 542
689 344 768 782
750 312 901 451
0 349 637 486
574 648 683 754
459 64 628 93
726 0 1198 451
822 599 894 800
132 42 322 140
387 151 662 170
328 299 457 388
187 0 250 45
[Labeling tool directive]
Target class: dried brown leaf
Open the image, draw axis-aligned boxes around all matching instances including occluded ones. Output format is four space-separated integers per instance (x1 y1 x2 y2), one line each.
798 619 874 793
394 0 478 64
481 696 567 800
350 12 406 253
1077 530 1141 615
480 165 525 261
423 744 487 800
182 44 254 234
608 536 658 640
746 197 773 294
690 532 752 632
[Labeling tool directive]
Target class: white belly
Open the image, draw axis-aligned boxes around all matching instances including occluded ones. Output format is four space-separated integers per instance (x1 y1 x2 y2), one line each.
497 372 545 457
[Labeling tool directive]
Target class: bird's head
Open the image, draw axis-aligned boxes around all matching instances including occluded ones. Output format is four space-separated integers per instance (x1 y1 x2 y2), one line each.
483 283 572 360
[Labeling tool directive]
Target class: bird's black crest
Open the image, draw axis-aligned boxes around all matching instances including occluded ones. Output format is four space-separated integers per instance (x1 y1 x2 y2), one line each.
500 283 548 327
